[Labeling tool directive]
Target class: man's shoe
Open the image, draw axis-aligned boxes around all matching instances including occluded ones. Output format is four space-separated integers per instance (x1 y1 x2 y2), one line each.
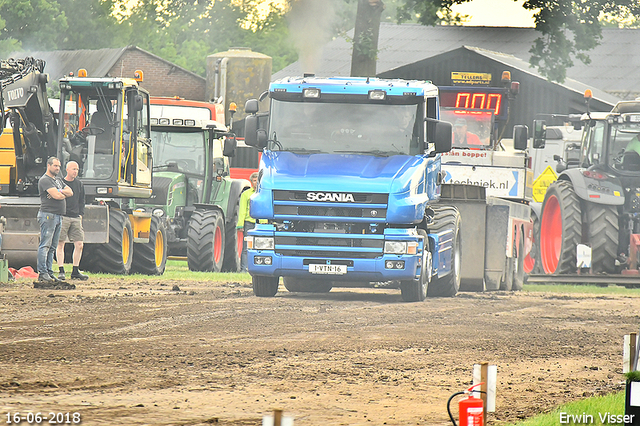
58 271 66 281
34 274 55 288
70 271 89 281
48 273 63 283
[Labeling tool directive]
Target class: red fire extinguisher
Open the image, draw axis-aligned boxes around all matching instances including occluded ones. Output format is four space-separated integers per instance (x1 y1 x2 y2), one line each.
447 382 485 426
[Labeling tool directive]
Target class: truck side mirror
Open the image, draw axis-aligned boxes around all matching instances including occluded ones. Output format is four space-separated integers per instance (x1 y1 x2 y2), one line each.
433 121 452 153
223 136 237 157
532 120 546 149
513 125 528 150
245 99 259 114
244 115 259 147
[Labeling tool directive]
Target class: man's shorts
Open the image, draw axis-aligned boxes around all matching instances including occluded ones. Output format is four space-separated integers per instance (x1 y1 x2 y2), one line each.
59 216 84 243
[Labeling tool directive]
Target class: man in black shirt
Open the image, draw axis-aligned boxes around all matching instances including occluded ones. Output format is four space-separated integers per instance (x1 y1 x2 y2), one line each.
37 157 73 285
56 161 89 281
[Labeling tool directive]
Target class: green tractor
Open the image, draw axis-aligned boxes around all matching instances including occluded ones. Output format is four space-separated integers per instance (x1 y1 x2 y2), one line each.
135 115 250 272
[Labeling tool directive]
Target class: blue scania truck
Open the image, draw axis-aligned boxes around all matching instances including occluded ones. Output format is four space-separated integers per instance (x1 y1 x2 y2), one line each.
242 75 462 302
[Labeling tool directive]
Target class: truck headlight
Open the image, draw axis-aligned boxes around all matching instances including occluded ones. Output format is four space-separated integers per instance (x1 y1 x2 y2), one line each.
254 237 275 250
384 241 418 255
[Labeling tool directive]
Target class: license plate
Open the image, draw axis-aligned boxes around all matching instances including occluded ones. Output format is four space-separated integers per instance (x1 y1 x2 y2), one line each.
309 264 347 275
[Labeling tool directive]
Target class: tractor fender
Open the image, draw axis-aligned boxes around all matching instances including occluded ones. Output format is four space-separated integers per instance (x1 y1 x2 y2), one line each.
529 201 542 222
192 203 225 221
226 179 251 224
558 169 625 206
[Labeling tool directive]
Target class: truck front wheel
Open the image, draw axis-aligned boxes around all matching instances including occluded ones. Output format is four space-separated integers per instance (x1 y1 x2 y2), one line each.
253 275 279 297
283 277 332 293
400 229 430 302
539 181 582 274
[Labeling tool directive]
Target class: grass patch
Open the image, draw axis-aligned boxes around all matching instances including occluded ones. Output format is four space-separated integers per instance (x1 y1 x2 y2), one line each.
64 260 253 283
506 392 626 425
523 283 640 295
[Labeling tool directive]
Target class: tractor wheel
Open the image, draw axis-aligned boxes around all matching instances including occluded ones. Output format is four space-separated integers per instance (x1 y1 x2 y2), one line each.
539 181 582 274
187 209 225 272
82 209 133 274
253 275 279 297
283 277 333 293
400 229 431 302
426 206 461 297
131 216 168 275
586 203 618 274
221 212 242 272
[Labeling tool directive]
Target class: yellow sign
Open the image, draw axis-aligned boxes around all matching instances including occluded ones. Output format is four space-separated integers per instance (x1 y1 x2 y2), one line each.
451 72 492 86
532 165 558 203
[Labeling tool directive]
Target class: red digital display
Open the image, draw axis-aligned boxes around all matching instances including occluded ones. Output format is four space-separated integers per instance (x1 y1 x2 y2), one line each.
439 87 507 119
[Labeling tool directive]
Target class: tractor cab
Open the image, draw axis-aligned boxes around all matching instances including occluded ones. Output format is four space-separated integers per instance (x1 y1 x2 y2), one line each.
57 69 152 200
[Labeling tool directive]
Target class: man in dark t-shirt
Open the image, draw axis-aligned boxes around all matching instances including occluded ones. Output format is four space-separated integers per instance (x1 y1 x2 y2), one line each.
37 157 73 285
56 161 88 281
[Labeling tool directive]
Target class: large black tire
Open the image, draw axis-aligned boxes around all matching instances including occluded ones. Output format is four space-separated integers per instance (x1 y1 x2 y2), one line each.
187 209 225 272
81 209 133 274
586 203 618 274
426 206 461 297
525 213 543 278
283 277 333 293
539 181 582 274
400 229 431 302
131 216 168 275
253 275 279 297
221 211 242 272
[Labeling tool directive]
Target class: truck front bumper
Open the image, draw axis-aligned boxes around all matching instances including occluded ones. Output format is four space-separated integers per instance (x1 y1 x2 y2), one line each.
246 224 423 281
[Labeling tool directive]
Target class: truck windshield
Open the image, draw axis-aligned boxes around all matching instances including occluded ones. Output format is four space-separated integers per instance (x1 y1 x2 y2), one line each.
440 108 493 149
151 129 206 175
609 121 640 172
268 100 422 156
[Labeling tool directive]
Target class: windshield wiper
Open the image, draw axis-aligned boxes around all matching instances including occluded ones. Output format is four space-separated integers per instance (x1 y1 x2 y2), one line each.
287 148 322 154
335 150 400 156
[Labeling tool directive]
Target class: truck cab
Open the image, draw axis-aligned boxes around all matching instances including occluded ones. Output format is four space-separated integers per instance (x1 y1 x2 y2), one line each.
243 76 460 301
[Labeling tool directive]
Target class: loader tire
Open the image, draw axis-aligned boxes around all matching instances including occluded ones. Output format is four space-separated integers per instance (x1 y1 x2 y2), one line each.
82 210 133 274
426 206 461 297
187 209 225 272
131 216 168 275
586 203 618 274
539 181 582 274
253 275 279 297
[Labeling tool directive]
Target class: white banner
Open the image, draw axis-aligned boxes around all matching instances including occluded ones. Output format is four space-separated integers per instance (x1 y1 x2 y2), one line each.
442 164 524 198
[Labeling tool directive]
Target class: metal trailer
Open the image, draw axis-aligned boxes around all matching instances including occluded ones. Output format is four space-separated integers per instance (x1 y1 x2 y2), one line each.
437 76 534 292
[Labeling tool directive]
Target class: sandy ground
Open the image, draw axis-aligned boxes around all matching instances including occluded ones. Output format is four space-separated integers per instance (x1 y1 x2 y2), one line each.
0 277 637 425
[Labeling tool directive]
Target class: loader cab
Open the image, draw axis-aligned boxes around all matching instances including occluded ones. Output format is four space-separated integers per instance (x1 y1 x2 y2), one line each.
57 71 152 199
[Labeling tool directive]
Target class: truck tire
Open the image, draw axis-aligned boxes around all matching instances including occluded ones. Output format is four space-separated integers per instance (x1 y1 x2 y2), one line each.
586 203 618 274
283 277 332 293
427 207 461 297
187 209 225 272
524 214 542 277
221 214 241 272
82 210 133 274
539 181 582 274
400 229 430 302
253 275 279 297
131 216 168 275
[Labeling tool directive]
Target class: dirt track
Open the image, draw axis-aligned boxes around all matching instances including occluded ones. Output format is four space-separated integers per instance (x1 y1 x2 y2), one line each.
0 277 638 426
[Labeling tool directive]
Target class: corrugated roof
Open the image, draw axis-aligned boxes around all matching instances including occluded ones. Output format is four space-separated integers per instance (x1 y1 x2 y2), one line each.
461 46 621 106
9 46 204 83
273 23 640 98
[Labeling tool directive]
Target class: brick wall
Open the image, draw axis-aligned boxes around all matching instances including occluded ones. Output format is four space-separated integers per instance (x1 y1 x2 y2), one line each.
109 50 206 101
